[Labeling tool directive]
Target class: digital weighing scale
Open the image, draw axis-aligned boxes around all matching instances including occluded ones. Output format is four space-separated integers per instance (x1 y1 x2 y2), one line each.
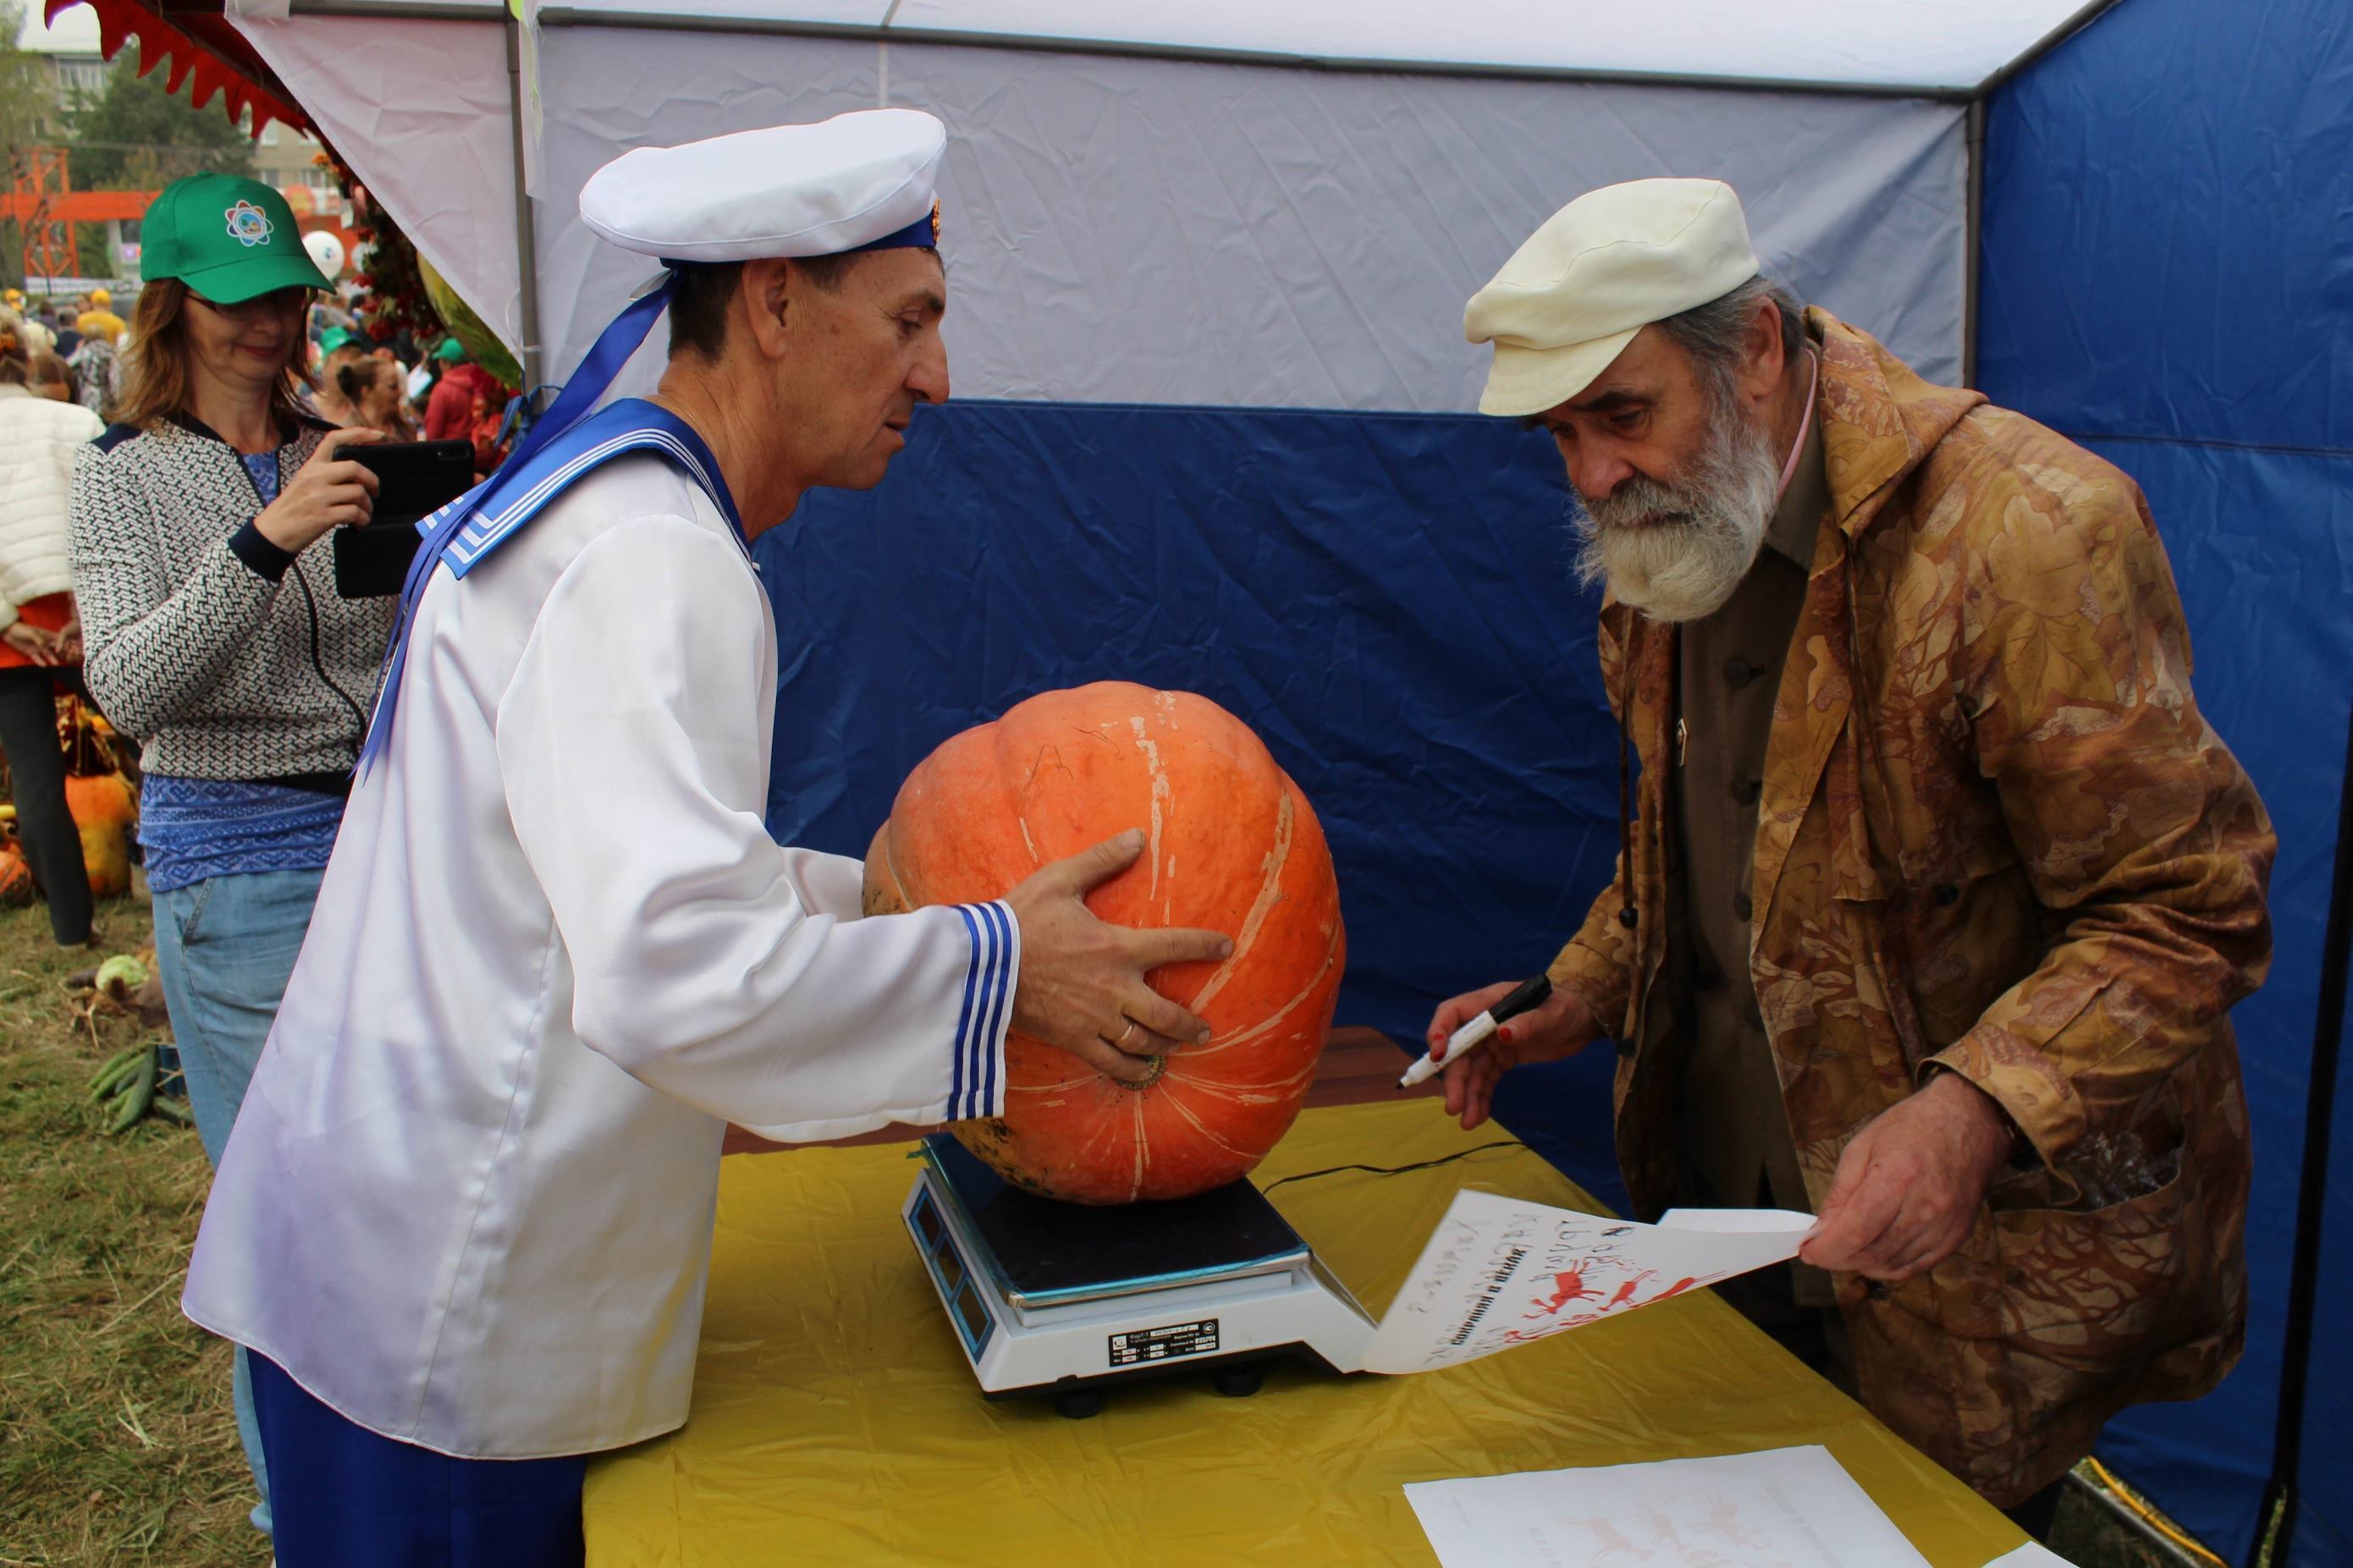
903 1135 1376 1417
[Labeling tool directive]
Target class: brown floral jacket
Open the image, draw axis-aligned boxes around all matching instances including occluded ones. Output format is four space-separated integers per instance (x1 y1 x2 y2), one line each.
1546 310 2274 1505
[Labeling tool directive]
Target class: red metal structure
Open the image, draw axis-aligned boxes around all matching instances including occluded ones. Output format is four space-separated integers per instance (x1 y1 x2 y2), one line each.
2 146 155 281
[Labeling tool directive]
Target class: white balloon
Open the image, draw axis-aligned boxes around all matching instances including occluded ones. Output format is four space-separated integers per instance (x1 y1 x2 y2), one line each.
304 230 347 278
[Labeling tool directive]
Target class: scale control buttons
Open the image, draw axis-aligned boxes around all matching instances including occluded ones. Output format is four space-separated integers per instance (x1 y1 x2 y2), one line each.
1109 1319 1221 1368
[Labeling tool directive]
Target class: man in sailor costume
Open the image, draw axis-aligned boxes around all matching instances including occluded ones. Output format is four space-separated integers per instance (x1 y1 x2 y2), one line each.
182 110 1231 1565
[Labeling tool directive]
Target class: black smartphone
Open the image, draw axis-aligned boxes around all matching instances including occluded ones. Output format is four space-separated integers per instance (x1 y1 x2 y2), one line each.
333 439 475 598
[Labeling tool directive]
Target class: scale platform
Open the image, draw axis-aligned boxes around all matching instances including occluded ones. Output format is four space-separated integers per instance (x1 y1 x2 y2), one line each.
904 1136 1375 1417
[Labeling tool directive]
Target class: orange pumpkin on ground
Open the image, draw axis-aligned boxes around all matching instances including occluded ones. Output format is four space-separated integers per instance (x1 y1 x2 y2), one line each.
863 683 1345 1204
64 772 136 897
0 844 35 906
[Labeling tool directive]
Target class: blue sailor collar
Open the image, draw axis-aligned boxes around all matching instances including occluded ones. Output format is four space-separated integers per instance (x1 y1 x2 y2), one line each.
440 396 742 577
360 270 744 769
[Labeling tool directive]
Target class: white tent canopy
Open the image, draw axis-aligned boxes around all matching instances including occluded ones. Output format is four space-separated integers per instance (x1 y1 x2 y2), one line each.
532 0 2102 93
227 0 2111 410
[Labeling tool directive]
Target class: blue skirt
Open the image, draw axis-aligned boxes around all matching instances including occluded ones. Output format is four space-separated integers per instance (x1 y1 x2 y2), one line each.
248 1355 587 1567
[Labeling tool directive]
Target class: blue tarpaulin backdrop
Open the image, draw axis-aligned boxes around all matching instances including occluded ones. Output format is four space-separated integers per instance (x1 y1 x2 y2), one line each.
741 3 2349 1561
759 404 1631 1205
1979 0 2353 1561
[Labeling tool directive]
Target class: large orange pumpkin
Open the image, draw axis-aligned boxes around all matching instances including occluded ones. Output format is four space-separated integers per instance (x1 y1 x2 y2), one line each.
863 683 1345 1204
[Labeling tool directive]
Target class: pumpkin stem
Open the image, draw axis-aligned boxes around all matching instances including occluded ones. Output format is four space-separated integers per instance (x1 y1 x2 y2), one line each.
1114 1055 1168 1092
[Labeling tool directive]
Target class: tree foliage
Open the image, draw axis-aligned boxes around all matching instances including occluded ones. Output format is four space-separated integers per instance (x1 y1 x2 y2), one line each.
68 41 253 190
1 3 62 289
0 5 52 156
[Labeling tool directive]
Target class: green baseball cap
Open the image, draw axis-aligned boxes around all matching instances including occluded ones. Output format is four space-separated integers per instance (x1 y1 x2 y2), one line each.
433 337 466 363
140 173 334 304
320 327 352 354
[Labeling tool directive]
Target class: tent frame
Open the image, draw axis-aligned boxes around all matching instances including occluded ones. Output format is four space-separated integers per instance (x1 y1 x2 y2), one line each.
229 1 2353 1562
279 0 2125 393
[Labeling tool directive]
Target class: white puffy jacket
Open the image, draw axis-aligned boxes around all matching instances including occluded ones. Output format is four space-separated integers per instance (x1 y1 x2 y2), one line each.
0 383 103 632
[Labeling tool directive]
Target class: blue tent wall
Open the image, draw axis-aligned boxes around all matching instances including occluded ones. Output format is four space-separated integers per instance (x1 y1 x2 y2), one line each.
758 404 1631 1209
1978 1 2353 1562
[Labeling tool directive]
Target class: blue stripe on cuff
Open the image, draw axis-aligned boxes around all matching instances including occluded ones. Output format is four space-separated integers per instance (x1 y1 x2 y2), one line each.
948 904 985 1120
969 904 1000 1119
975 900 1017 1116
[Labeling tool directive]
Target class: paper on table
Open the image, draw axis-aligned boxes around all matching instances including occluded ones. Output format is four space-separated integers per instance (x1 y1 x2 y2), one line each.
1983 1545 2080 1566
1362 1189 1816 1375
1405 1444 1931 1568
1661 1208 1826 1235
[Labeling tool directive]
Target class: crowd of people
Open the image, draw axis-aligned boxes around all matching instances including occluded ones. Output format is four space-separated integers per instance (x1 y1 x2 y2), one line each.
0 250 513 948
0 280 499 448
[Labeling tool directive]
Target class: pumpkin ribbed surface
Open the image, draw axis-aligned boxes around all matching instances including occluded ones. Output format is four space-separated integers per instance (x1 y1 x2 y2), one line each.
862 683 1344 1204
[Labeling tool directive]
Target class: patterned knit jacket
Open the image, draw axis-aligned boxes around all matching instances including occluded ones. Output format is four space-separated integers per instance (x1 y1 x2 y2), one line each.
68 414 398 778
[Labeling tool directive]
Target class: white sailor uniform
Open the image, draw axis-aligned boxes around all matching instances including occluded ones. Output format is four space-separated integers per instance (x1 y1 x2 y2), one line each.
181 108 999 1476
183 433 1012 1457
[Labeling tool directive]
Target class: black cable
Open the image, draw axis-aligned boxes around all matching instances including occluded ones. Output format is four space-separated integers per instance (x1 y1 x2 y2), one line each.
292 556 371 747
237 448 372 764
1257 1140 1528 1194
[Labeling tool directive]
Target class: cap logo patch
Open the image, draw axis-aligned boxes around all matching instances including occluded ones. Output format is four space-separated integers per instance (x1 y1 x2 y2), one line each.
224 201 274 248
929 201 942 243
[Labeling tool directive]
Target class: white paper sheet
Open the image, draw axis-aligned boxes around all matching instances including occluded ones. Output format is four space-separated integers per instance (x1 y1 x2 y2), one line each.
1405 1444 1931 1568
1362 1189 1816 1375
1983 1545 2080 1567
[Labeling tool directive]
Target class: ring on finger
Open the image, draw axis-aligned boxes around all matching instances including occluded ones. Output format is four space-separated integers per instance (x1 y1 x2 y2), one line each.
1103 1017 1141 1051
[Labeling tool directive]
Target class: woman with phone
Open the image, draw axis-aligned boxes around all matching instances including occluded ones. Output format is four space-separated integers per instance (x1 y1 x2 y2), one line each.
66 174 396 1549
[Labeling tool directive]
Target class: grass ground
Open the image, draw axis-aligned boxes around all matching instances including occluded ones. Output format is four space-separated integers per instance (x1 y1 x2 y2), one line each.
0 890 2199 1568
0 898 264 1568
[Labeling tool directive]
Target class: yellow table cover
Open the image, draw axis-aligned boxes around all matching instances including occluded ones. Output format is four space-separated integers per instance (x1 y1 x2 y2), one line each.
585 1099 2025 1566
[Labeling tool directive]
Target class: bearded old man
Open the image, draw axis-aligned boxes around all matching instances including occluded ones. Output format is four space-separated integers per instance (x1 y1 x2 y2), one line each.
1423 179 2273 1535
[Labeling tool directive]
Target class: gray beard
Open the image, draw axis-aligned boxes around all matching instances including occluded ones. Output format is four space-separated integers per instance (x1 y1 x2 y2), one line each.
1569 406 1782 624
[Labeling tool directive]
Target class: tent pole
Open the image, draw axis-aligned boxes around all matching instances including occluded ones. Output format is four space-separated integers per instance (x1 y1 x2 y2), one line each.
289 0 504 17
511 5 1973 102
2262 700 2353 1565
1972 0 2129 98
1962 98 1985 388
504 10 544 399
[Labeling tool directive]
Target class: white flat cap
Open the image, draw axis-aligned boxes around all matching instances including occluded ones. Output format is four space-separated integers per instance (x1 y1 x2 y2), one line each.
1465 178 1760 417
579 108 946 264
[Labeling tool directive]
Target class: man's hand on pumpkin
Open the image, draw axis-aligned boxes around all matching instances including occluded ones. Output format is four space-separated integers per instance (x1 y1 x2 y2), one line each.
1426 981 1599 1132
1799 1071 2020 1284
1005 829 1233 1085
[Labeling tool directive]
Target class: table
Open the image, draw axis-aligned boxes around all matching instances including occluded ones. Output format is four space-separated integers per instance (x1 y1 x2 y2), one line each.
587 1053 2028 1566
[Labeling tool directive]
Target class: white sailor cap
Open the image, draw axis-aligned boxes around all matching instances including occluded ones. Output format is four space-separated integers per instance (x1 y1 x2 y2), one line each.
579 108 946 264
